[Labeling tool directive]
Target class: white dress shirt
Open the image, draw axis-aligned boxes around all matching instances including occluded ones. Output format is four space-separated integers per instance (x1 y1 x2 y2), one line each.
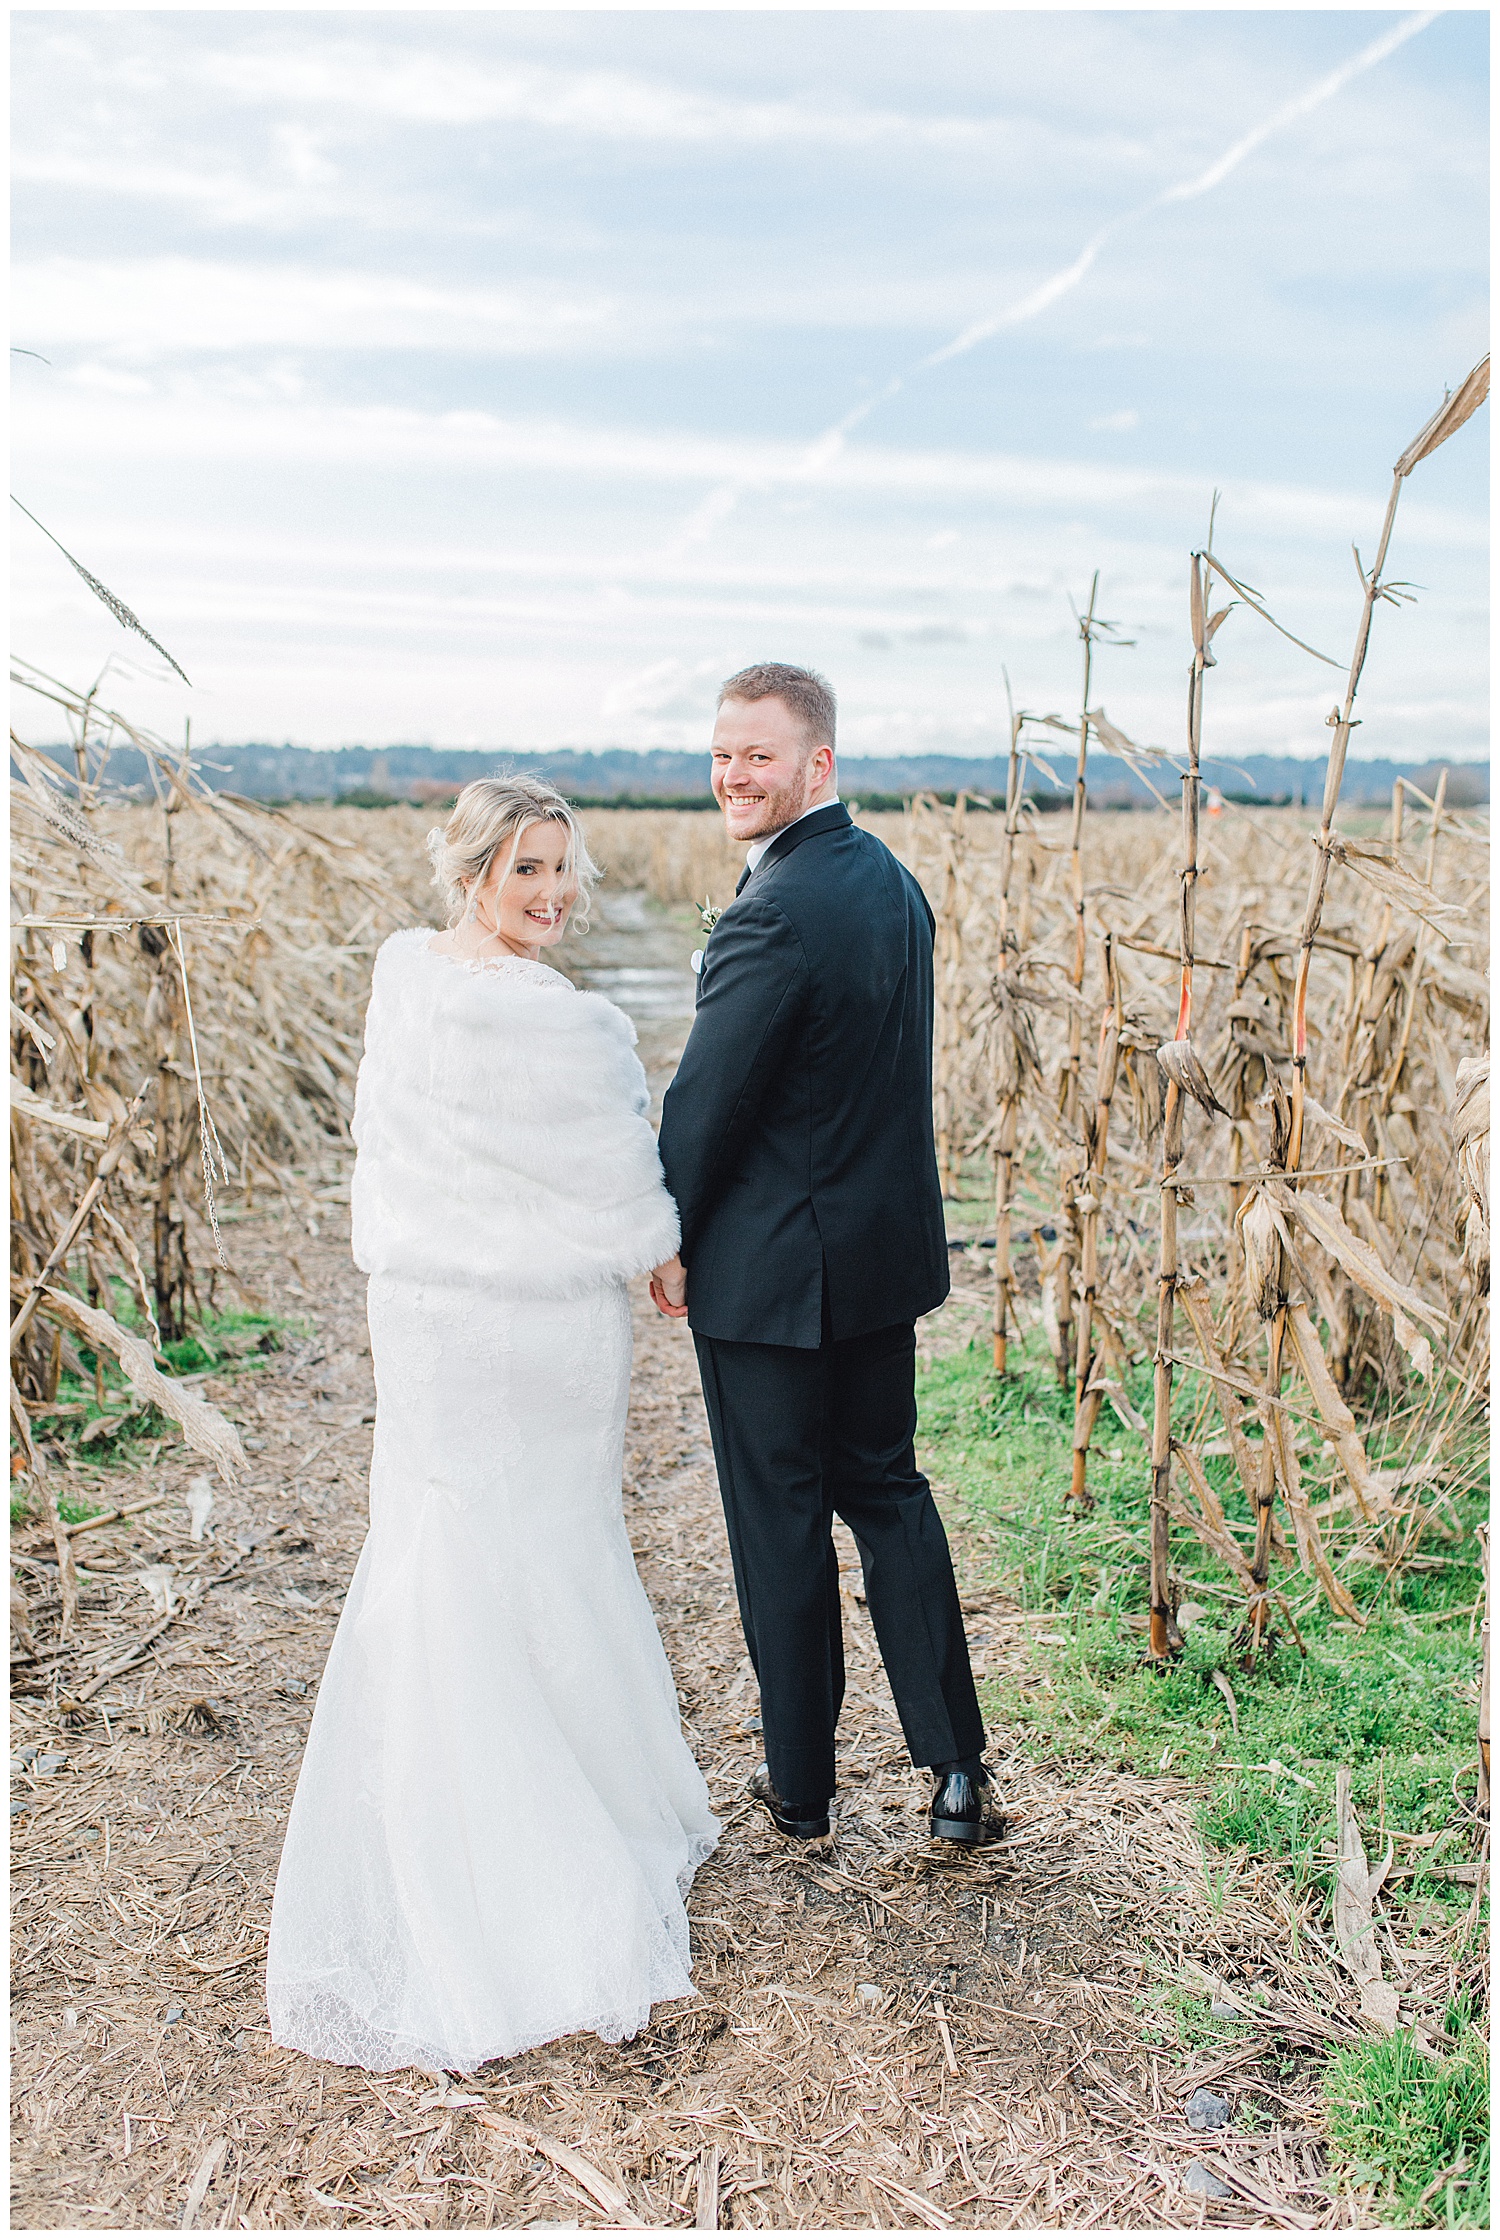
744 793 841 877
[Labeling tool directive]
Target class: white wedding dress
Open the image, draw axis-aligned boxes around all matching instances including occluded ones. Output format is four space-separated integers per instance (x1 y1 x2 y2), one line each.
266 931 719 2073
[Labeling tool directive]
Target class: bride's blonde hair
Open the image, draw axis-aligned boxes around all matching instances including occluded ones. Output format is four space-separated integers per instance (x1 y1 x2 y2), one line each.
426 775 600 934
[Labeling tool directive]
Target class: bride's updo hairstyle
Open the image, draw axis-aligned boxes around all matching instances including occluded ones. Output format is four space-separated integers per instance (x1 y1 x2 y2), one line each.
427 775 600 935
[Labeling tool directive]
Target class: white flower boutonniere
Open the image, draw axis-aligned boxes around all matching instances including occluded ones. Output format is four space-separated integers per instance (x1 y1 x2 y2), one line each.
691 896 724 978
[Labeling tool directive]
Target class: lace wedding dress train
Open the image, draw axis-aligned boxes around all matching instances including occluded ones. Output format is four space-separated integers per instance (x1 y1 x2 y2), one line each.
267 935 719 2073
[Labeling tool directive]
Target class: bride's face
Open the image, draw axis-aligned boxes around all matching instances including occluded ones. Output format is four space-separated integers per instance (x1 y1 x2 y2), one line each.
471 819 576 948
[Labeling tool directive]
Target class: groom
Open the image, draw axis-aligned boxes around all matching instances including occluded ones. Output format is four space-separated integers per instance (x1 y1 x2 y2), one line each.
651 662 1000 1846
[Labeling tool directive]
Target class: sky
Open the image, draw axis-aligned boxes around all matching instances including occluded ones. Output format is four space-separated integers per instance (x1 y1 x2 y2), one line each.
9 5 1489 764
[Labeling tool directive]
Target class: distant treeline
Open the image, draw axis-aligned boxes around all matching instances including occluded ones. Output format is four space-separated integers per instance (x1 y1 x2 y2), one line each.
35 738 1488 811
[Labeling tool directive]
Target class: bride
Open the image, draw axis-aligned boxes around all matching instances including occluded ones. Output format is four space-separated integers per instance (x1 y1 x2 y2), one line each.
267 776 718 2074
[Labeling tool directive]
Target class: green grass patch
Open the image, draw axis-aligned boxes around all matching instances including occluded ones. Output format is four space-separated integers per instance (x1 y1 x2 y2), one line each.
918 1331 1485 1883
153 1307 289 1377
12 1302 298 1524
1322 2008 1489 2226
917 1325 1488 2217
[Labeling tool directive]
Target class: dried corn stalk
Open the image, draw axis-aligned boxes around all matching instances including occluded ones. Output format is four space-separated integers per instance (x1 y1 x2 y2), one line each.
1070 934 1121 1504
1237 360 1489 1642
1147 548 1214 1656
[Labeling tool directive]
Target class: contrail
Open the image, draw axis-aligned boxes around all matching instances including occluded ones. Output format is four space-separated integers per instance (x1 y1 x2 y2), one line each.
663 11 1438 556
920 9 1438 368
659 377 903 560
1159 8 1439 208
919 224 1122 371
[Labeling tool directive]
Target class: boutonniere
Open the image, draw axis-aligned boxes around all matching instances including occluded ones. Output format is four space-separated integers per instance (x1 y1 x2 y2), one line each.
699 896 723 936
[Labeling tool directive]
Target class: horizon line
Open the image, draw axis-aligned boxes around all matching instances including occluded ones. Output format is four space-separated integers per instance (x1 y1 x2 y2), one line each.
25 738 1490 769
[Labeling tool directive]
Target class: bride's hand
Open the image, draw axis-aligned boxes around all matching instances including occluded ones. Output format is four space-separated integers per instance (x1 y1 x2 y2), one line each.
649 1255 689 1318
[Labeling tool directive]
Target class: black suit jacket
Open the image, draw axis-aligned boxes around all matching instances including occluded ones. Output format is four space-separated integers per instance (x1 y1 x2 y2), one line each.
657 802 949 1347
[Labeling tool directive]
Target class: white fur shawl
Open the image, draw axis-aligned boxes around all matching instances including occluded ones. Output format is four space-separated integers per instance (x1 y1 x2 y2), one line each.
350 930 680 1297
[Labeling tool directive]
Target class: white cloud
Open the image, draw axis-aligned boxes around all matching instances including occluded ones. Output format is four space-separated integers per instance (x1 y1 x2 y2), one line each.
272 123 338 190
600 656 723 724
14 251 1222 360
13 383 1482 554
14 258 616 356
199 42 1004 151
1088 410 1140 434
10 148 314 228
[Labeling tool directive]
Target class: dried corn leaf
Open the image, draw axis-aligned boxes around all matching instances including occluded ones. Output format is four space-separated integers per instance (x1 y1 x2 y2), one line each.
1453 1054 1489 1277
1236 1189 1289 1321
1271 1183 1445 1353
1343 1172 1408 1270
1301 1096 1369 1158
1120 1032 1165 1143
1157 1037 1229 1118
1171 1440 1258 1591
1324 838 1464 937
989 973 1043 1100
1428 956 1489 1023
1266 1406 1362 1622
11 1002 56 1061
1247 1367 1360 1617
1085 709 1178 807
475 2113 641 2224
35 1287 244 1482
1228 1002 1289 1066
1084 1369 1146 1441
1393 353 1489 478
1255 1077 1294 1170
1178 1276 1261 1501
1332 1768 1398 2032
1200 550 1341 667
1338 1197 1441 1371
1285 1303 1380 1520
9 1077 109 1142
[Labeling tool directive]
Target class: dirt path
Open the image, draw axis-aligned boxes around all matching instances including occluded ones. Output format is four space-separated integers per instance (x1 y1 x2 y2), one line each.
12 902 1359 2230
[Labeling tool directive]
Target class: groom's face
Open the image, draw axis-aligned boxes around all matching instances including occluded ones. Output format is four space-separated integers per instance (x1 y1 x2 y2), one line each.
710 695 834 843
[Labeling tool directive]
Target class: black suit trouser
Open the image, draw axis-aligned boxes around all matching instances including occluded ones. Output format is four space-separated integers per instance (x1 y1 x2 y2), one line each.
693 1315 985 1804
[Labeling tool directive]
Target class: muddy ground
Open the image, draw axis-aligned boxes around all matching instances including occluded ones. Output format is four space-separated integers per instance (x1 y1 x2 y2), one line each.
12 899 1366 2231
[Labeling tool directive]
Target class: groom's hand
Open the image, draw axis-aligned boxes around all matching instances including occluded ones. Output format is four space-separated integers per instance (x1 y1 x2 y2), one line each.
650 1256 689 1318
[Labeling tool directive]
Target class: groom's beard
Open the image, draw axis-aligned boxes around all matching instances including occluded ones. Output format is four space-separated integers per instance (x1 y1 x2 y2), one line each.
721 761 810 841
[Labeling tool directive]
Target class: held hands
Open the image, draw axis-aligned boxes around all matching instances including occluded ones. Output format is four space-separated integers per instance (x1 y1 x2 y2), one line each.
649 1255 689 1319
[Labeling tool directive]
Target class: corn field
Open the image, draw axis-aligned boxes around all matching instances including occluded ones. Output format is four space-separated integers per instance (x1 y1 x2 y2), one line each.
903 359 1491 1672
907 774 1486 1596
9 674 440 1638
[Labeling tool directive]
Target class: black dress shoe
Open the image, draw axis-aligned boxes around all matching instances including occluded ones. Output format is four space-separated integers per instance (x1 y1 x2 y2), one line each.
748 1764 831 1841
930 1768 1006 1846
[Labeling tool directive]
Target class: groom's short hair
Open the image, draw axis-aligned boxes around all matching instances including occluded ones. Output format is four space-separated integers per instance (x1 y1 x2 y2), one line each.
718 663 836 755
